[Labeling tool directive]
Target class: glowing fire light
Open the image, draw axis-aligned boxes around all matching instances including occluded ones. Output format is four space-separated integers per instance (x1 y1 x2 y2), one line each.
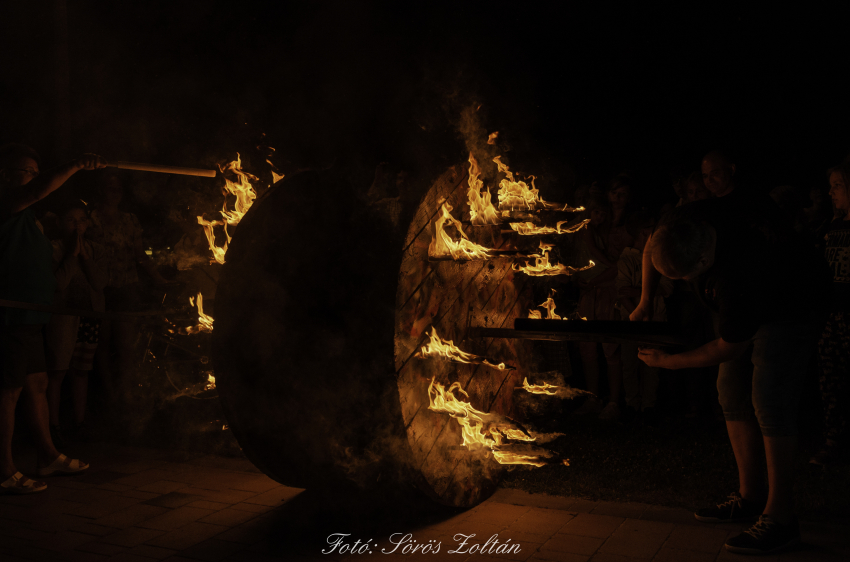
467 153 500 226
205 374 216 390
428 378 565 467
416 327 511 370
429 202 495 261
527 289 587 321
183 292 214 334
487 131 499 145
510 218 591 236
517 377 593 400
198 154 269 264
514 242 594 277
529 289 562 320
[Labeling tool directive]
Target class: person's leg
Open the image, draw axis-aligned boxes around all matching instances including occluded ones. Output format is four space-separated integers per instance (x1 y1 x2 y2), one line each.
641 364 660 410
21 372 60 467
716 343 765 502
726 419 767 503
750 321 820 524
0 386 23 480
46 370 66 427
69 370 88 425
763 434 797 524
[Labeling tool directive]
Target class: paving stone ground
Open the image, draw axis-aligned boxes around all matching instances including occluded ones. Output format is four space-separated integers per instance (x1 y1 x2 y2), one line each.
1 443 847 561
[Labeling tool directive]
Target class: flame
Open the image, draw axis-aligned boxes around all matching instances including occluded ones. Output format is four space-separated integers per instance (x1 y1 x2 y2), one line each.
428 377 562 467
487 131 499 145
205 373 216 390
467 153 500 226
429 202 494 261
415 327 510 370
493 156 547 211
517 377 593 400
514 242 595 277
510 218 591 236
183 292 214 334
528 289 561 319
198 154 260 264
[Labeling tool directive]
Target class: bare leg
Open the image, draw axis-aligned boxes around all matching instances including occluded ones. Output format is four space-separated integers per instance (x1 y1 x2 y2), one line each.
579 342 599 395
763 435 797 524
47 370 66 426
0 386 23 480
726 419 767 503
69 370 88 425
21 372 60 467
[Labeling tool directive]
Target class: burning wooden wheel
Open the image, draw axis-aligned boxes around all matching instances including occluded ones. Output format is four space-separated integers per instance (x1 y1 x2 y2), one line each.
213 163 537 507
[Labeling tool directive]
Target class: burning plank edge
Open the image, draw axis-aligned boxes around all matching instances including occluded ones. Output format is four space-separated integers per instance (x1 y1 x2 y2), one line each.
415 327 515 370
427 250 540 262
515 377 595 400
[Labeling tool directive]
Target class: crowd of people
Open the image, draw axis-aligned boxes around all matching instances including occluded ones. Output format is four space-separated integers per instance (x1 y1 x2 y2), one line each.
555 149 848 554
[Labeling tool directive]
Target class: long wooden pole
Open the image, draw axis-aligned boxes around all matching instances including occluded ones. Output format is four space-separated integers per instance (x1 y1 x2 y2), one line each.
108 161 217 178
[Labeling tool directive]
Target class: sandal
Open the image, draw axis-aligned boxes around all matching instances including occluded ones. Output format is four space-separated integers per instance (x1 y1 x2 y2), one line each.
1 472 47 495
37 453 89 477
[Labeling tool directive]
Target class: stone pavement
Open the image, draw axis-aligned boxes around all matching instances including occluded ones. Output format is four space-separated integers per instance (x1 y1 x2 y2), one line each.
0 443 847 562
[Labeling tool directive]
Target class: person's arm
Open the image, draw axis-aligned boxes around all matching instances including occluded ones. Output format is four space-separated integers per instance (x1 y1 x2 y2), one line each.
1 154 106 214
629 231 661 321
637 337 751 370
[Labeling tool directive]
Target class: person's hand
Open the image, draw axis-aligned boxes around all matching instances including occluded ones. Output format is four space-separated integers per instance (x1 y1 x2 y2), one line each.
71 233 82 257
629 299 653 322
78 233 91 260
638 347 670 368
75 154 108 171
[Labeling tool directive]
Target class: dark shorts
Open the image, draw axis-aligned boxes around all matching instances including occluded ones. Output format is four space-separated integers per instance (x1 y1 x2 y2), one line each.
1 324 47 389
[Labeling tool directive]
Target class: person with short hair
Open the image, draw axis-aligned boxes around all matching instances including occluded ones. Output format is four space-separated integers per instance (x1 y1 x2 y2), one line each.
810 162 850 465
630 193 830 554
0 143 105 495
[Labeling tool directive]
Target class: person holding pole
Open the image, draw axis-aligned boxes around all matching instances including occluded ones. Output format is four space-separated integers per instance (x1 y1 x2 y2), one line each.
0 143 105 494
631 192 830 554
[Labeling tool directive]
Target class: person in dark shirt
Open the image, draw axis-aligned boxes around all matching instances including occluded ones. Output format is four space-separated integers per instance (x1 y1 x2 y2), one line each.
631 195 830 555
810 162 850 465
0 143 105 495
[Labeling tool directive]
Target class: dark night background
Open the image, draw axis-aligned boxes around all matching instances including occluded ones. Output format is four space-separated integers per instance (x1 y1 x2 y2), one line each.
1 1 848 230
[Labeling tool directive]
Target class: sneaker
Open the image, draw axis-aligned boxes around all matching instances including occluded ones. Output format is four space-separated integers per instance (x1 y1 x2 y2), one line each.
572 396 602 416
598 401 620 422
49 425 65 449
725 515 800 554
694 491 765 523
